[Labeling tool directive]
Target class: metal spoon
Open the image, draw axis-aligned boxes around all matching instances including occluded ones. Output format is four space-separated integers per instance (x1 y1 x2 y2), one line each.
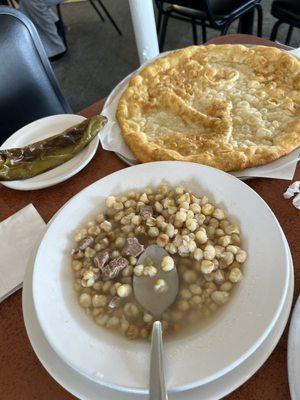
133 244 179 400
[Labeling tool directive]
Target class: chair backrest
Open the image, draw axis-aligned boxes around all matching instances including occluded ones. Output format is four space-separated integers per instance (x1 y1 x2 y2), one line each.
0 6 72 144
156 0 250 20
204 0 250 18
156 1 206 12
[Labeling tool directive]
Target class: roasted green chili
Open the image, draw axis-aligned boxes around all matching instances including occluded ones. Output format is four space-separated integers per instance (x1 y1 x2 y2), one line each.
0 115 107 181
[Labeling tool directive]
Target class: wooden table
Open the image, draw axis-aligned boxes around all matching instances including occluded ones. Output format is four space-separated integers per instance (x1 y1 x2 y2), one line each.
0 34 299 400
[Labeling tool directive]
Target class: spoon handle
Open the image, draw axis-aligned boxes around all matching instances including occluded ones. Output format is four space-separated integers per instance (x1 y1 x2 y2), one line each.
149 320 168 400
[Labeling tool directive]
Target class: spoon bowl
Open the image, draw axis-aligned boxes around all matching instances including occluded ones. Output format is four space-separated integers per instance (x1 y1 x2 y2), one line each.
133 244 179 319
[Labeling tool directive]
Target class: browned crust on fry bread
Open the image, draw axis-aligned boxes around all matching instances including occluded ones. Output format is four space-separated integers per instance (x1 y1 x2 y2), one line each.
117 45 300 171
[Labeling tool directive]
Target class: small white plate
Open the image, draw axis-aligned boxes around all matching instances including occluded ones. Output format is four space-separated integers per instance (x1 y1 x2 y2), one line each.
23 229 294 400
288 295 300 400
1 114 99 191
31 162 290 393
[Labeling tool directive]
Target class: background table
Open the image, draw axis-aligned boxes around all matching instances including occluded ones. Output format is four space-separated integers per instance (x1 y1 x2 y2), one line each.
0 34 299 400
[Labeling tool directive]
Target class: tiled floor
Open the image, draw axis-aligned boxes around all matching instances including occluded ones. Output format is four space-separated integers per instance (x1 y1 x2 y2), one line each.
51 0 300 112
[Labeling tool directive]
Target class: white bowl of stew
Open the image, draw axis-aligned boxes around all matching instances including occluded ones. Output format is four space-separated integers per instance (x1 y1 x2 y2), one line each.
32 161 290 393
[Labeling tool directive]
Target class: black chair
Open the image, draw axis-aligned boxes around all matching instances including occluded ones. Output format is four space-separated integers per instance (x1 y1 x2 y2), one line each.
270 0 299 45
58 0 122 39
156 0 263 50
88 0 122 35
0 6 72 143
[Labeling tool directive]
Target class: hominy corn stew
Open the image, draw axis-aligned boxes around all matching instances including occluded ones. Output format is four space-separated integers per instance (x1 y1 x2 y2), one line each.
71 184 247 340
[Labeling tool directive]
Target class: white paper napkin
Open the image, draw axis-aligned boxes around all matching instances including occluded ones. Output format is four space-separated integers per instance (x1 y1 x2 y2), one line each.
100 47 300 180
289 48 300 57
283 181 300 209
0 204 46 302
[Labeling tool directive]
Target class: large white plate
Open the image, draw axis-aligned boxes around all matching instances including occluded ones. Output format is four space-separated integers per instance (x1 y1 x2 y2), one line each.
288 295 300 400
31 162 290 393
0 114 99 191
100 47 299 180
23 228 294 400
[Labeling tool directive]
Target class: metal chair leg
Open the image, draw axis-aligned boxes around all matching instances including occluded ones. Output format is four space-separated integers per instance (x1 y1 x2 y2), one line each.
202 22 207 43
159 12 170 51
96 0 122 35
89 0 105 22
192 19 198 45
221 23 230 35
56 4 67 47
256 4 263 37
285 25 294 45
157 10 162 34
270 20 282 41
56 4 62 22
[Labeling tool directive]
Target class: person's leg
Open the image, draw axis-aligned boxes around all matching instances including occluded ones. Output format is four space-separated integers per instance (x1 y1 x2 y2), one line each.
19 0 66 58
44 0 63 25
